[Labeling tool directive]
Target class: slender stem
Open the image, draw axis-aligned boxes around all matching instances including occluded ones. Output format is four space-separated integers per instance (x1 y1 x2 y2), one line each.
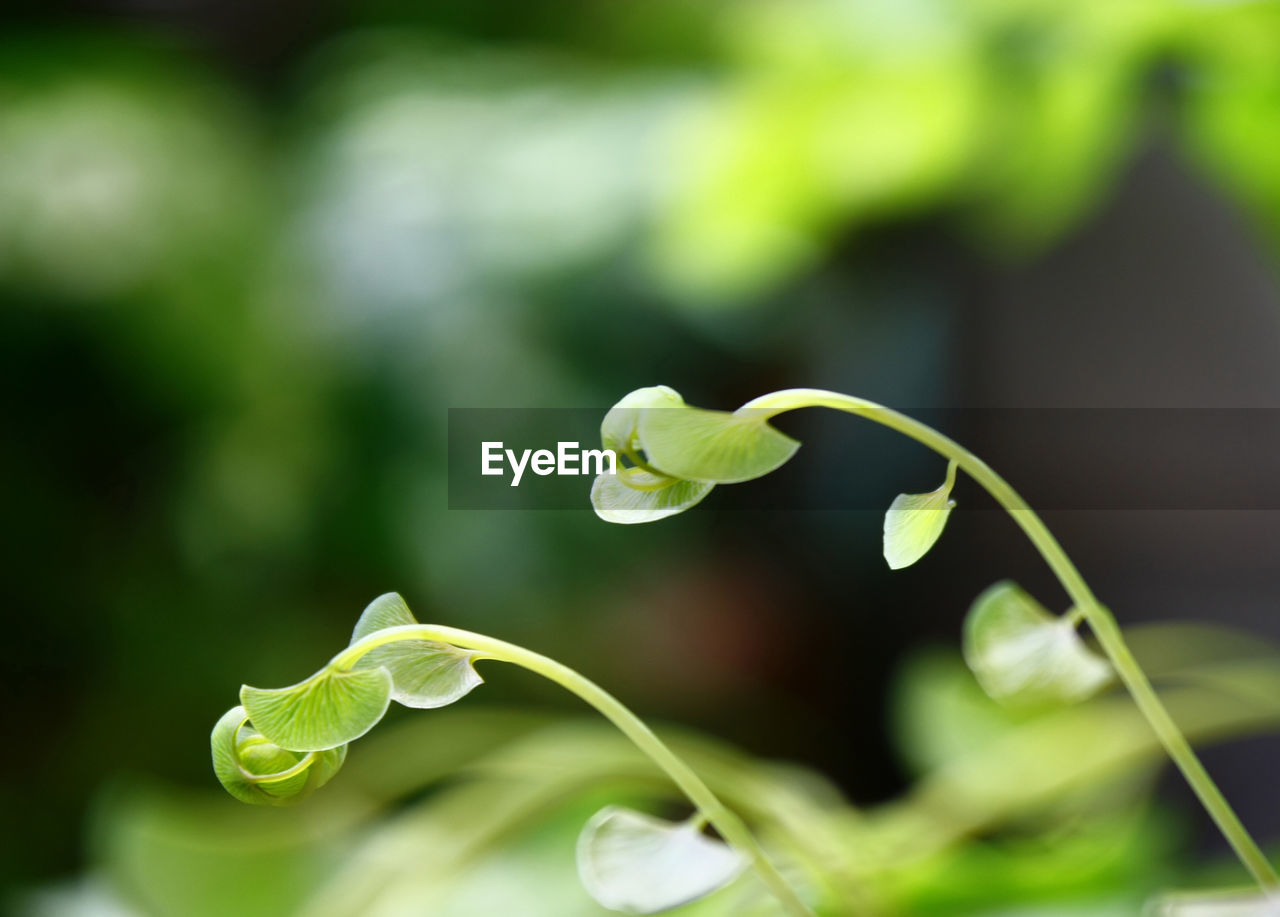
333 625 815 917
743 388 1279 890
240 750 318 784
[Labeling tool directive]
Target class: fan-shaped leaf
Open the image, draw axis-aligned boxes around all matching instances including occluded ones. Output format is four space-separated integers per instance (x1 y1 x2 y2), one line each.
591 469 714 524
639 405 799 484
576 806 745 914
963 581 1112 707
241 666 392 752
349 593 484 709
883 474 955 569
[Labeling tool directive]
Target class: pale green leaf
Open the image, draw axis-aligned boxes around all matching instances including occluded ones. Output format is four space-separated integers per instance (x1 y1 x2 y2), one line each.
638 405 799 484
576 806 745 914
351 592 416 642
349 592 484 709
1148 888 1280 916
600 386 686 455
883 477 955 570
241 666 393 752
591 469 714 524
963 581 1112 707
210 705 346 806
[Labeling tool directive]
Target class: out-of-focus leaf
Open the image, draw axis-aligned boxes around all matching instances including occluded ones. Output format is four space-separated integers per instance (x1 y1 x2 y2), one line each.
576 807 745 914
965 2 1161 251
91 782 355 917
14 877 140 917
471 720 850 868
883 809 1163 915
890 650 1032 777
1178 4 1280 247
651 0 982 302
1148 887 1280 916
0 38 265 300
963 581 1112 707
877 652 1280 864
294 35 682 316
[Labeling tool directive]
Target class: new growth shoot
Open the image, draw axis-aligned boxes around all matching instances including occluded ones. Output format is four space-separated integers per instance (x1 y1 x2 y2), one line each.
212 593 814 916
590 385 1280 905
214 384 1278 916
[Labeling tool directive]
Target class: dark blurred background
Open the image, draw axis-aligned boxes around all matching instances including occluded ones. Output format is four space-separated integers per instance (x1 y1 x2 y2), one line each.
5 0 1280 908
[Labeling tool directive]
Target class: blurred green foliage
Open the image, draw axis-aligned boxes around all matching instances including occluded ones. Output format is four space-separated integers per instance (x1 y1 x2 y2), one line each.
5 0 1280 911
24 626 1280 916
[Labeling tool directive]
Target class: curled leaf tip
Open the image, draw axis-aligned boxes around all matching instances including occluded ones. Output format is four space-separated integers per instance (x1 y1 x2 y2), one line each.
601 386 686 455
591 386 800 524
576 806 745 914
211 705 346 806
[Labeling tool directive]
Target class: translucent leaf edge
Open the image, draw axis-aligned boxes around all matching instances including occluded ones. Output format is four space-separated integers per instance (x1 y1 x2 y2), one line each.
883 485 955 570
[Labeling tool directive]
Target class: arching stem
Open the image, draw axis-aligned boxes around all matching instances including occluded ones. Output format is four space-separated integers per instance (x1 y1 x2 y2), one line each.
332 625 815 917
742 388 1279 891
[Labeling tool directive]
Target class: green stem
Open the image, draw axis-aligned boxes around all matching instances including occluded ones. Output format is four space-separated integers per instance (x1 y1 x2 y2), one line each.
744 388 1279 891
241 750 318 784
333 624 814 917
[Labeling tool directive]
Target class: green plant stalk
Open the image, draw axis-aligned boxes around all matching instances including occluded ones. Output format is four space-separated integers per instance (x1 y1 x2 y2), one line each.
743 388 1280 891
332 624 815 917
